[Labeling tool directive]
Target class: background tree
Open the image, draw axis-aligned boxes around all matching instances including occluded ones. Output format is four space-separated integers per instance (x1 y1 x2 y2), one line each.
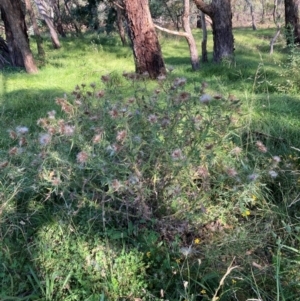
24 0 45 58
63 0 81 34
154 0 200 70
245 0 257 30
193 0 234 62
50 0 66 37
150 0 183 30
114 2 127 46
122 0 166 79
284 0 300 45
200 10 208 62
270 0 283 54
33 0 61 48
0 0 38 73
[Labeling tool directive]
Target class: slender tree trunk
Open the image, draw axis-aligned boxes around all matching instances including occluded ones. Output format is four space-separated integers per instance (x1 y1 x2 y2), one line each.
181 0 200 70
64 0 81 34
122 0 166 79
193 0 234 62
0 1 38 73
245 0 257 30
33 0 61 48
261 0 266 23
50 0 66 37
200 11 208 62
154 0 199 70
24 0 45 58
197 14 202 28
270 0 282 54
284 0 300 45
116 4 127 46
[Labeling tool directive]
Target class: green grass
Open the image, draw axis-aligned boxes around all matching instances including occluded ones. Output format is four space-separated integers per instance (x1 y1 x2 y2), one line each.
0 28 300 301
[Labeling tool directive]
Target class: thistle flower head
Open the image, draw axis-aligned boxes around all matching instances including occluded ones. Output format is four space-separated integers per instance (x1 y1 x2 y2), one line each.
256 141 267 153
39 133 51 146
16 126 29 135
77 151 89 164
269 170 278 178
148 114 158 124
226 167 238 177
47 110 56 119
171 149 185 161
101 74 110 83
96 90 105 98
116 130 127 142
177 91 191 103
200 94 212 104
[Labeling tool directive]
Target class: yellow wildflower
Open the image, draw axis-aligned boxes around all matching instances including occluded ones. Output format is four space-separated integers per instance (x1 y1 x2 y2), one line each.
146 252 151 258
175 258 181 264
194 238 201 244
251 195 257 201
242 210 251 217
232 279 237 284
200 289 207 294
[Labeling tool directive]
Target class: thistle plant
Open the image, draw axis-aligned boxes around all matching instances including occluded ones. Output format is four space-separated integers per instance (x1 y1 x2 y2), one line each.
1 73 290 228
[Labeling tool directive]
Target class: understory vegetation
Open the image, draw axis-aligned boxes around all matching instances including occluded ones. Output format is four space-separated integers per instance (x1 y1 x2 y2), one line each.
0 28 300 301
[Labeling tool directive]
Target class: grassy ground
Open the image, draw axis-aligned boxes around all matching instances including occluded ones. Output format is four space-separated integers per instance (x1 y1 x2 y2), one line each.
0 28 300 301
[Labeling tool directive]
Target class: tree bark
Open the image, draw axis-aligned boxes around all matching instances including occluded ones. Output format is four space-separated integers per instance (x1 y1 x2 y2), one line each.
245 0 257 30
154 0 199 70
0 1 38 73
284 0 300 45
193 0 234 63
1 8 23 67
0 35 10 68
33 0 61 49
24 0 45 58
122 0 166 79
200 11 208 62
50 0 66 37
182 0 200 70
115 3 127 46
270 0 282 54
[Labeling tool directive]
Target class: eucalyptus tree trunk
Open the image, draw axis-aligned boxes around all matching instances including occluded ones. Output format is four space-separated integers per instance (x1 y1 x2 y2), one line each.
33 0 61 48
154 0 200 70
245 0 257 30
0 0 38 73
50 0 66 37
24 0 45 57
200 11 208 62
122 0 166 79
116 4 127 46
0 35 10 68
270 0 282 54
182 0 200 70
284 0 300 45
193 0 234 62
